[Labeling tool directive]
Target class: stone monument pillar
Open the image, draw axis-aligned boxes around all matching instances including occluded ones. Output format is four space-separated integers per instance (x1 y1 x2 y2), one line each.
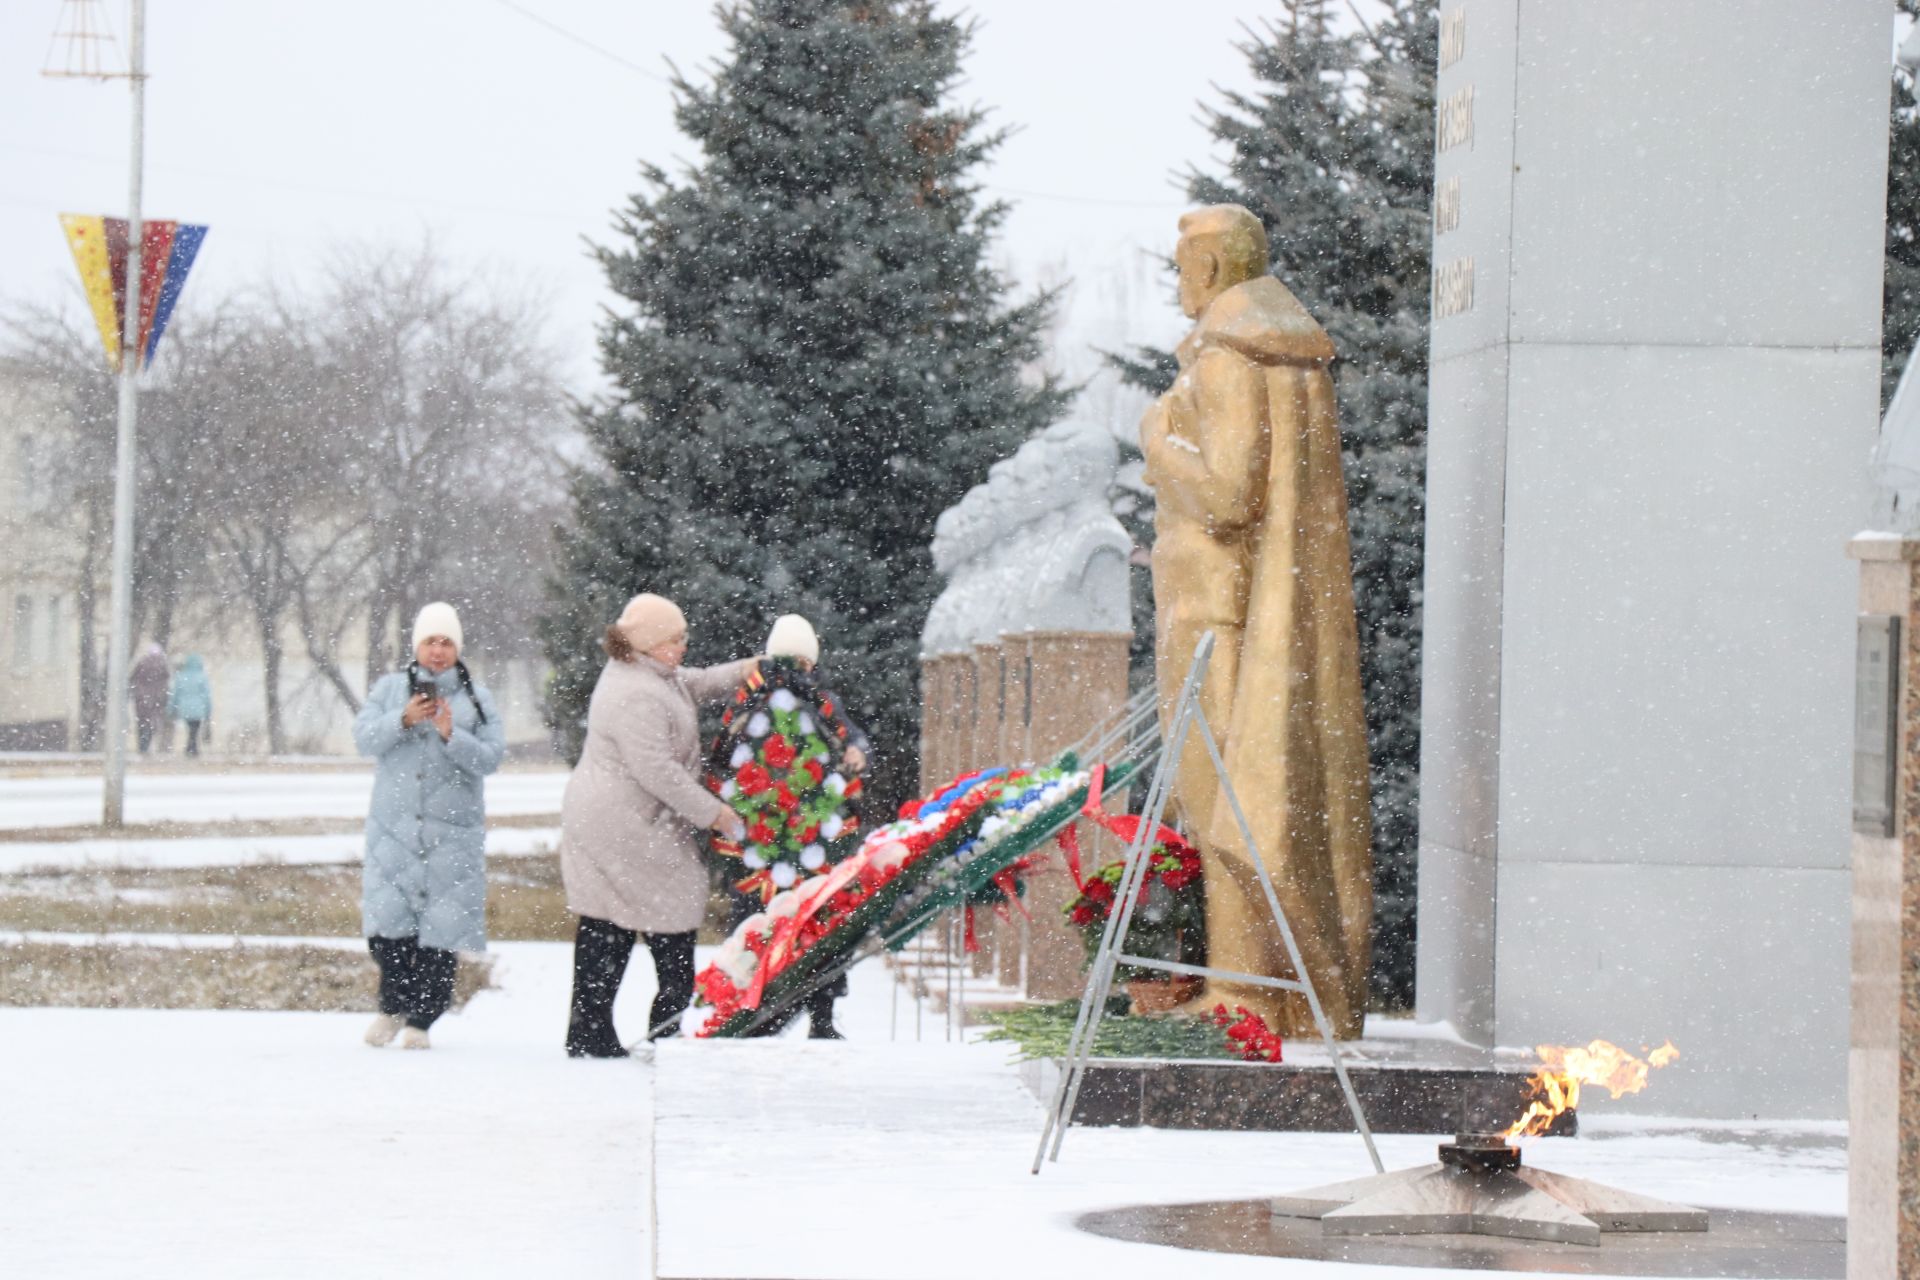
1417 0 1889 1117
1845 534 1913 1278
971 642 1005 773
1021 629 1133 999
921 418 1134 1002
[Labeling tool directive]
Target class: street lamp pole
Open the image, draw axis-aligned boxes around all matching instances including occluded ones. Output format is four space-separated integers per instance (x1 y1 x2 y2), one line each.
99 0 146 827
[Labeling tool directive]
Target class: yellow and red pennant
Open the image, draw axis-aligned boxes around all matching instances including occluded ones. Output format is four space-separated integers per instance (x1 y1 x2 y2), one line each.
59 213 207 373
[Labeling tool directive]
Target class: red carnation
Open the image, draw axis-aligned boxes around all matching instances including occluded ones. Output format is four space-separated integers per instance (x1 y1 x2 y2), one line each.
899 798 924 820
764 734 797 770
775 785 799 813
737 762 773 795
1070 905 1095 926
748 819 777 845
796 822 820 844
804 758 826 784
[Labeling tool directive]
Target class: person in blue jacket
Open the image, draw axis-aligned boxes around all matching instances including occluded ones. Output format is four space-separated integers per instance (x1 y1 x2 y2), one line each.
166 654 213 757
352 602 505 1050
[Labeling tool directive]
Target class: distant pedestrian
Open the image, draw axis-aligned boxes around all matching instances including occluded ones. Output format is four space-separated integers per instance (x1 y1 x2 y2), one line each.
167 654 213 758
352 602 505 1050
129 643 171 755
559 593 755 1058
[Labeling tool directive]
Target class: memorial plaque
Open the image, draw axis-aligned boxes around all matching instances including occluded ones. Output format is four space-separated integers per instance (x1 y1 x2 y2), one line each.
1854 615 1900 836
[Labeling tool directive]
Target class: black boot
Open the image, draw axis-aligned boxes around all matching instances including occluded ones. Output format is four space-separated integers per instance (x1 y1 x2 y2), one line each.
566 917 636 1058
806 981 846 1040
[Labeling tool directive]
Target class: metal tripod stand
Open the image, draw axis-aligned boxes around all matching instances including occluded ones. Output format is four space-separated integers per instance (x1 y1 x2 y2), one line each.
1031 631 1384 1175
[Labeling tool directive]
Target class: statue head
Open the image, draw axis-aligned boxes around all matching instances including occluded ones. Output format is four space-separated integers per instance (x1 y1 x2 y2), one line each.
1175 204 1269 318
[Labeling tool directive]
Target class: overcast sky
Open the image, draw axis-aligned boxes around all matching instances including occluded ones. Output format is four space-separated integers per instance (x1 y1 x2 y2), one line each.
0 1 1314 389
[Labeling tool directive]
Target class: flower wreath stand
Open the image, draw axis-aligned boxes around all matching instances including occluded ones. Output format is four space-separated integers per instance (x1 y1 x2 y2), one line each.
1031 631 1386 1177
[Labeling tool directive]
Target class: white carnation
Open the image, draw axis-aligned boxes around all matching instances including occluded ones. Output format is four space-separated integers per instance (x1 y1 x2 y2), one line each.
719 780 738 800
825 772 847 796
820 814 844 840
770 862 798 889
800 844 826 871
770 689 800 713
746 711 771 738
797 711 815 734
730 743 754 769
742 848 766 870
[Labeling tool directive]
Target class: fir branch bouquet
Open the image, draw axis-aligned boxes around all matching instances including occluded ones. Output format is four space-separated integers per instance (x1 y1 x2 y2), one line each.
707 663 863 896
1061 825 1207 982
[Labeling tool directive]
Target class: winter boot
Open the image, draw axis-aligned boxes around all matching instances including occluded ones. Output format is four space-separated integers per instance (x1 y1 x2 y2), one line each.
400 1027 431 1050
364 1013 405 1047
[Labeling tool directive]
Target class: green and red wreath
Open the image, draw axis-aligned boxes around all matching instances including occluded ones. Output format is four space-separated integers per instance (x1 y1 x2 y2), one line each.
706 659 864 899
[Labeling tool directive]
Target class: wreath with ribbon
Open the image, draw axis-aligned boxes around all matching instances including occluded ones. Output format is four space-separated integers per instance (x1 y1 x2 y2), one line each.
705 659 864 900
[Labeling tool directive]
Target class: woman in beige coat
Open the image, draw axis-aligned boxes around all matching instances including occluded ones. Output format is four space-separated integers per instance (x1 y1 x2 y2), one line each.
561 593 754 1058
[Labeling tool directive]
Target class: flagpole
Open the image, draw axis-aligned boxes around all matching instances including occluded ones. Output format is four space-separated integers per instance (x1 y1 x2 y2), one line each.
100 0 146 828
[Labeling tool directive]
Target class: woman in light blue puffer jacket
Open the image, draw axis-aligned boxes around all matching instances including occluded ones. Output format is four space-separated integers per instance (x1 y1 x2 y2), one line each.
352 602 505 1049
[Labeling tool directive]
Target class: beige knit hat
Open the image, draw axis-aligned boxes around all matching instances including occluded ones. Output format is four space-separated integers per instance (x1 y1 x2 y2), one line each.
765 614 819 664
616 593 687 652
411 602 463 653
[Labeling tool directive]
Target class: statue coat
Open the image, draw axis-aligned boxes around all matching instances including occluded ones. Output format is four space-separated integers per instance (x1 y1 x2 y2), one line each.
1143 274 1374 1039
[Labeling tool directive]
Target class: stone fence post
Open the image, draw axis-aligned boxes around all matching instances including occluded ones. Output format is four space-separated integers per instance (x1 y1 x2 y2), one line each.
1847 534 1918 1279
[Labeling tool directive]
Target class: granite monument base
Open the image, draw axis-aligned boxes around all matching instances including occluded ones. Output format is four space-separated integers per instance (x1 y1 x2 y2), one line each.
1077 1199 1842 1277
1018 1030 1577 1136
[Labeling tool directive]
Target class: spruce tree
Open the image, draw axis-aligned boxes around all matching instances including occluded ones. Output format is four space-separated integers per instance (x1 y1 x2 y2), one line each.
542 0 1067 810
1116 0 1434 1006
1886 2 1920 405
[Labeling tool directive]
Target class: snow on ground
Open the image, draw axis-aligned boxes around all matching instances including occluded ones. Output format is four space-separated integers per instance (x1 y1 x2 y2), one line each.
0 768 569 830
654 962 1845 1280
2 926 1848 1280
0 824 561 873
2 941 656 1278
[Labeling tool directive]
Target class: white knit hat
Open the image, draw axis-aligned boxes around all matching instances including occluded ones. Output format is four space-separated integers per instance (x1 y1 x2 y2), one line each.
411 602 463 654
765 614 819 664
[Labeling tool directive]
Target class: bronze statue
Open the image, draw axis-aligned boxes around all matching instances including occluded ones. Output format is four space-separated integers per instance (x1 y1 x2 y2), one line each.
1139 205 1373 1039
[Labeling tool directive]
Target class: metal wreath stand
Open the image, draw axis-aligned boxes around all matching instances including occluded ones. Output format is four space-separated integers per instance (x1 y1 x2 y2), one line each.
1032 631 1384 1176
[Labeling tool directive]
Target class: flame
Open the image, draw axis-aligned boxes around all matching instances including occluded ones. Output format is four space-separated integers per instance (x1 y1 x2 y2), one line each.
1503 1039 1679 1139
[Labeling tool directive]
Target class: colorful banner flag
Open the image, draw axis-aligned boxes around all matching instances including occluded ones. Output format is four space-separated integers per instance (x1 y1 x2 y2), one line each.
59 213 207 374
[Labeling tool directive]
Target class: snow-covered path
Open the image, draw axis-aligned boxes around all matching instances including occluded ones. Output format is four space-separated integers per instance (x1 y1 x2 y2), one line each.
0 768 569 830
1 942 655 1278
0 823 561 873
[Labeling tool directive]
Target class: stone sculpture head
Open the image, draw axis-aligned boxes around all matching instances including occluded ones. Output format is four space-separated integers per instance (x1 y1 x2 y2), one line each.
1175 204 1269 318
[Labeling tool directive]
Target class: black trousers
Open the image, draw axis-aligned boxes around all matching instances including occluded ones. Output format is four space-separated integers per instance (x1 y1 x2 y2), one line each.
184 720 202 756
368 935 457 1030
566 916 696 1057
